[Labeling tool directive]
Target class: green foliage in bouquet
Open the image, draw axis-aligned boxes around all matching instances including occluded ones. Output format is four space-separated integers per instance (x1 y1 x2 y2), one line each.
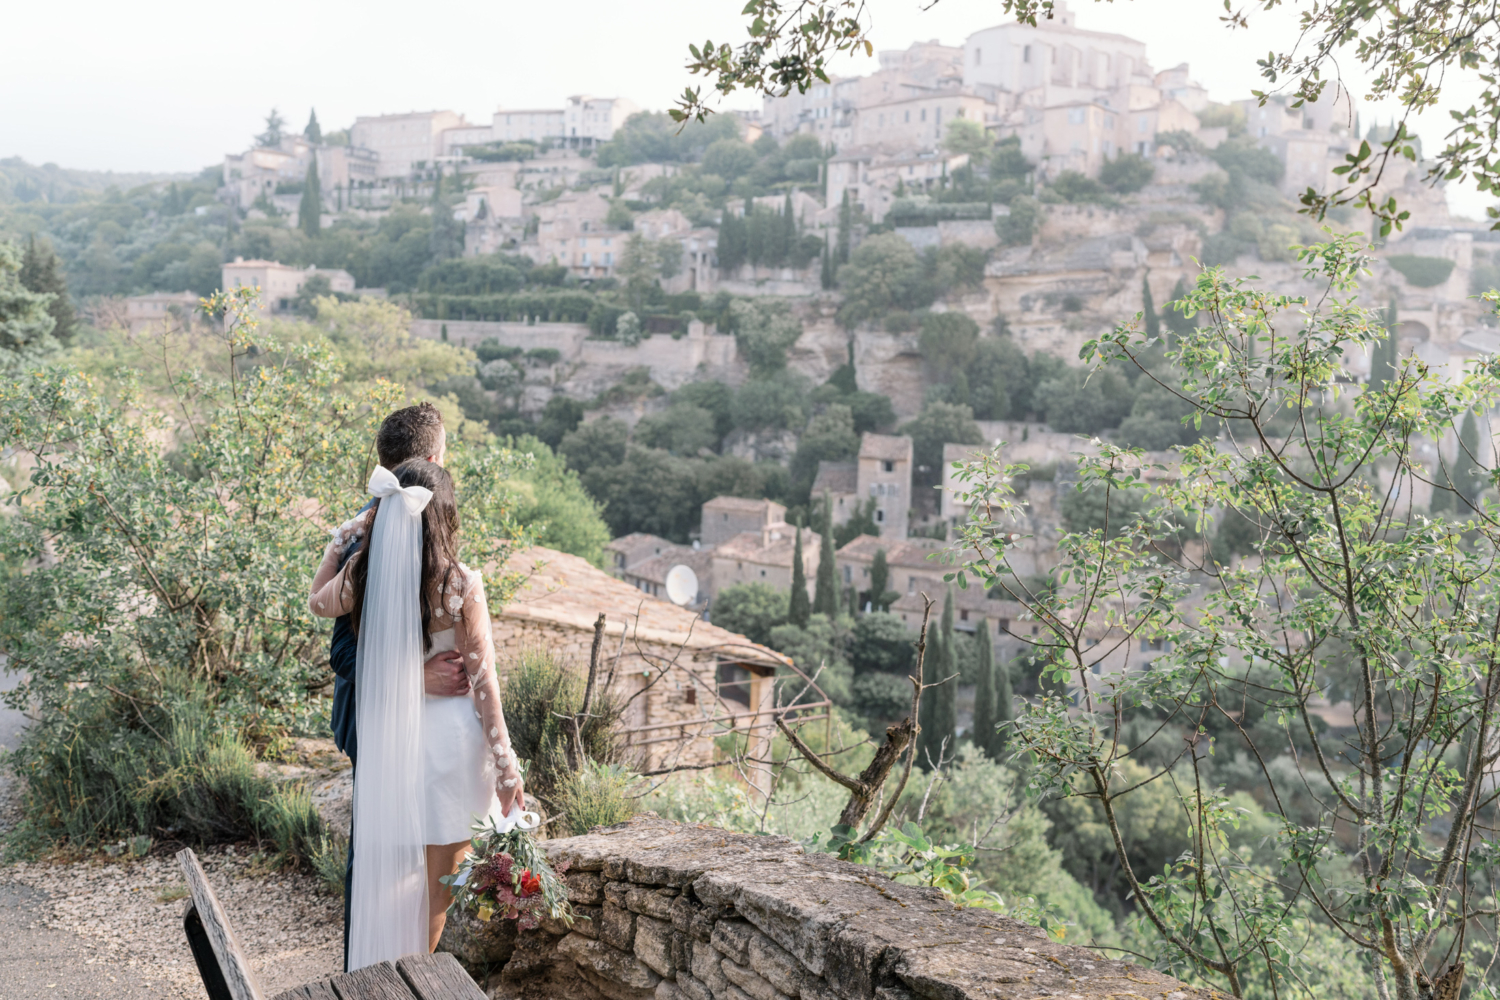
442 819 573 929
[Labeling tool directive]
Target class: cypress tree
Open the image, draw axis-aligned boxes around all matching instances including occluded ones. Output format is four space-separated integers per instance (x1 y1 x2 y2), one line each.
718 210 744 273
917 588 958 770
1164 276 1195 338
994 638 1013 754
778 191 796 268
747 205 767 268
788 520 811 628
19 235 74 343
820 235 833 290
298 161 321 239
1371 297 1398 393
972 621 998 758
814 495 839 617
1142 275 1160 340
1456 412 1485 506
836 190 852 266
304 108 322 144
869 549 891 611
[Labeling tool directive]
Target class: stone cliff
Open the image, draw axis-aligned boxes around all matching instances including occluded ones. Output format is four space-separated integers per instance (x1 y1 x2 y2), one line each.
450 815 1212 1000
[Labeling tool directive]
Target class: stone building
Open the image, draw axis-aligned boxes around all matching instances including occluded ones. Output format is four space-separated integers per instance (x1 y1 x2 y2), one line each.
494 547 816 781
220 259 355 318
350 110 468 177
710 522 820 601
605 532 713 609
856 433 913 539
700 497 786 548
122 291 201 334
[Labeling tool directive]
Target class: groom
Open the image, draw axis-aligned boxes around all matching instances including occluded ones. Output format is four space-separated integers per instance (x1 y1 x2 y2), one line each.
329 401 470 970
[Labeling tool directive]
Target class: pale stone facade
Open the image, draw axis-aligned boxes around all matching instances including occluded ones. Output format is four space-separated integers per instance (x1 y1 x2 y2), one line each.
221 259 355 317
491 548 804 775
699 497 786 548
856 433 913 539
710 523 820 601
350 110 467 178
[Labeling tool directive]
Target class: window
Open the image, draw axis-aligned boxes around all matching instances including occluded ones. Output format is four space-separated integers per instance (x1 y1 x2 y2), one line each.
1136 141 1148 154
1138 115 1150 133
759 569 766 577
582 252 591 265
974 47 981 65
604 252 613 266
883 460 894 472
1023 45 1031 62
907 576 916 594
920 109 927 122
843 565 852 583
997 619 1010 633
876 509 885 522
717 662 753 707
1068 107 1085 125
960 610 969 622
904 110 911 123
1104 115 1114 129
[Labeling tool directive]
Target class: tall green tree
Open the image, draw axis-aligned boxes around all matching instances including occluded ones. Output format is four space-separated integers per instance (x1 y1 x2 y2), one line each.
813 495 839 616
820 235 833 290
1455 411 1486 507
1370 297 1398 393
256 108 286 148
304 108 322 144
993 637 1013 753
971 621 999 759
916 587 957 770
779 191 796 266
298 161 322 239
868 548 893 611
0 241 56 356
1141 275 1160 340
836 189 851 266
788 520 811 628
19 235 74 343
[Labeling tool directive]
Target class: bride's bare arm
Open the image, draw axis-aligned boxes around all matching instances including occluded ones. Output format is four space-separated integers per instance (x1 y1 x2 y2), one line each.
448 567 525 813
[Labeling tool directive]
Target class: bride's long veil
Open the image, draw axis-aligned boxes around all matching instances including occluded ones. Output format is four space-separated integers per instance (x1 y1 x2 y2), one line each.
349 466 433 970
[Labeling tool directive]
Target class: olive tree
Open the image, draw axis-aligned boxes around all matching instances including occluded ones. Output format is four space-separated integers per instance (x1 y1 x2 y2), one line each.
946 235 1500 999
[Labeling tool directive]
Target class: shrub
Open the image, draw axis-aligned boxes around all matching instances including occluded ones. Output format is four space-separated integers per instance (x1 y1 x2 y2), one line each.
995 196 1040 247
851 672 912 722
1098 153 1155 193
711 583 789 646
849 613 915 675
556 761 636 835
1048 172 1108 204
1386 254 1456 288
502 648 627 817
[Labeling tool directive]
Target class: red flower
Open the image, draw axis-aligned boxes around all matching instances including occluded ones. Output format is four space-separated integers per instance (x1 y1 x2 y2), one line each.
519 870 543 897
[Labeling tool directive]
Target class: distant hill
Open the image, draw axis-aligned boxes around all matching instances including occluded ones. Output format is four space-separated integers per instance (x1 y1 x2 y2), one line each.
0 157 192 205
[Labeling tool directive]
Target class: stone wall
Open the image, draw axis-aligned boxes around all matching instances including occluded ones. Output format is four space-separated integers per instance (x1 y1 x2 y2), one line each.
459 815 1208 1000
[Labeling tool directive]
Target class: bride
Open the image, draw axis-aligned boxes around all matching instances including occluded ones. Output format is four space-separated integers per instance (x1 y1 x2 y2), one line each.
309 460 527 968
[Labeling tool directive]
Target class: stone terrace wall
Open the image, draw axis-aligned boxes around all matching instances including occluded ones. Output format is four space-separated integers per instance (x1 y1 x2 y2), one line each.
470 815 1209 1000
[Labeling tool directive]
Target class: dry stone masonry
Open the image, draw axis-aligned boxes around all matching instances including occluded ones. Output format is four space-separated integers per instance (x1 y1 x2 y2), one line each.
462 816 1212 1000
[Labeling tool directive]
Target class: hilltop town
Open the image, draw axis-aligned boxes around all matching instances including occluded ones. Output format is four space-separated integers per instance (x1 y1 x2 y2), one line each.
3 0 1495 731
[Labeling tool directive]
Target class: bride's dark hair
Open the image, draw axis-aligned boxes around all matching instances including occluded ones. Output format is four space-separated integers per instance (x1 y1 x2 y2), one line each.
349 459 462 652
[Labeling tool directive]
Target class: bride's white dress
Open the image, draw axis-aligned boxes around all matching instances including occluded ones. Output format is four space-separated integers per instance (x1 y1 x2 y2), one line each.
309 508 523 844
422 627 502 843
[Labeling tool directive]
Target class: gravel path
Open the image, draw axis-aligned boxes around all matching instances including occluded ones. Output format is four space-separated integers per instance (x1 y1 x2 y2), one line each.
0 666 347 999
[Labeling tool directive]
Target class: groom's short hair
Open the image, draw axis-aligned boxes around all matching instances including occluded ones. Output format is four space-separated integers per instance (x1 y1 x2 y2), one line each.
376 403 444 468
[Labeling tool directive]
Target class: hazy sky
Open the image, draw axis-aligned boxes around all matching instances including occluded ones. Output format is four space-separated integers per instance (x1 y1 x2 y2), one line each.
2 0 1490 215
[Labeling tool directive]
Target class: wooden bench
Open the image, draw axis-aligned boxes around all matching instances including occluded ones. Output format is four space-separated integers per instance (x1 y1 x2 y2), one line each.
176 848 485 1000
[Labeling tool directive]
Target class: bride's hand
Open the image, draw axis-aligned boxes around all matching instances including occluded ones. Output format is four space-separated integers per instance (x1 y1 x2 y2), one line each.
500 775 526 816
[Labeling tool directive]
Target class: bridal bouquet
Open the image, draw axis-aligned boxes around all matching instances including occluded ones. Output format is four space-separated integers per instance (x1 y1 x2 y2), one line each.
443 811 573 929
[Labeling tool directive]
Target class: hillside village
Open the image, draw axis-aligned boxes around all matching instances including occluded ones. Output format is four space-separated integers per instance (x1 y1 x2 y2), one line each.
5 1 1497 730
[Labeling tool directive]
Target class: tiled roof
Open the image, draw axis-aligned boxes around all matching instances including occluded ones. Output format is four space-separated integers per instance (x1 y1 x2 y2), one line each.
714 526 817 567
500 547 788 668
835 535 945 568
812 461 857 495
860 433 912 462
703 495 784 515
626 546 713 587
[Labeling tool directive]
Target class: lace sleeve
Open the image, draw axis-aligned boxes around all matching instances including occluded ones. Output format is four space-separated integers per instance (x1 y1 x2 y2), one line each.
308 510 371 619
449 566 524 813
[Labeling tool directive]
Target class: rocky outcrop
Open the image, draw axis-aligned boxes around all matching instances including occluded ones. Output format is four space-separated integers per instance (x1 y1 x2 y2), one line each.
485 815 1209 1000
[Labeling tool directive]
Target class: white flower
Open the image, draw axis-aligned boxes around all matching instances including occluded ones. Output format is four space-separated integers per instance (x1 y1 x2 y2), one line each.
502 778 517 788
479 691 486 700
489 727 499 738
469 652 478 660
448 594 463 612
317 600 325 610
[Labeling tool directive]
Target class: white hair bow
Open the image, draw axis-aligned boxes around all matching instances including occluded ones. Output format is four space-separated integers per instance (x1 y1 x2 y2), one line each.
368 465 433 515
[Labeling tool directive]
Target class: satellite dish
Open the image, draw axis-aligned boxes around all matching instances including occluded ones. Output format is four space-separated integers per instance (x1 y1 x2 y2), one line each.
665 564 699 606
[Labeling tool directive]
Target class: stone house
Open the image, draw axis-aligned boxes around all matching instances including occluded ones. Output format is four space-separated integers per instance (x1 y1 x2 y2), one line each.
699 497 786 548
220 259 355 318
856 433 913 539
494 548 820 783
604 532 713 609
709 522 820 602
